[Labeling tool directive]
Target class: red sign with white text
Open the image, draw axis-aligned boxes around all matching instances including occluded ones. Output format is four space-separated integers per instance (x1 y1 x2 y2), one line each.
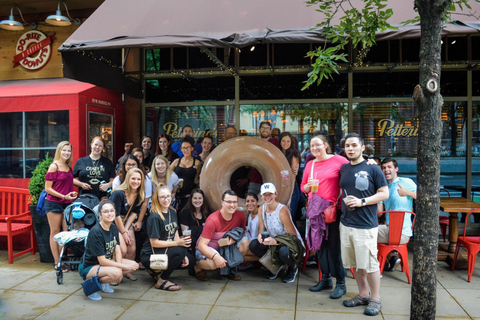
13 31 55 70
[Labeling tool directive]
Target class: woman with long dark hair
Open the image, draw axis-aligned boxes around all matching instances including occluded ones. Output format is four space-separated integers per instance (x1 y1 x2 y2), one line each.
278 132 302 220
155 134 179 164
179 188 210 254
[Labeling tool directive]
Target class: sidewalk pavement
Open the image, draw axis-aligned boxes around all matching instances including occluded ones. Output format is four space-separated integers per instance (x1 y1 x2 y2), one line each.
0 248 479 320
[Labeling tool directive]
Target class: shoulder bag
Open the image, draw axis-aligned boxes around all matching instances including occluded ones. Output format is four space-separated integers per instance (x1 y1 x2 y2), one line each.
309 159 337 224
259 207 280 274
81 266 102 296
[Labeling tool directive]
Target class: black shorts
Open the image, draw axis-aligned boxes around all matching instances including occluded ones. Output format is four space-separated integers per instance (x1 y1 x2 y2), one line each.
44 199 69 214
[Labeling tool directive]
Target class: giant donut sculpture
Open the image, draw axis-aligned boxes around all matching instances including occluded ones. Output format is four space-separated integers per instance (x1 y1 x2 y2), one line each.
200 136 293 212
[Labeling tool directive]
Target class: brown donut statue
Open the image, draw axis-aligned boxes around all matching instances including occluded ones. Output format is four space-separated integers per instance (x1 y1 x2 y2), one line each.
200 136 293 212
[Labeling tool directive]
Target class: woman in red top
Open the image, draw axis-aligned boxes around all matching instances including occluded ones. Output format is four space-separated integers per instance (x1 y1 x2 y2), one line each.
45 141 78 272
301 135 349 299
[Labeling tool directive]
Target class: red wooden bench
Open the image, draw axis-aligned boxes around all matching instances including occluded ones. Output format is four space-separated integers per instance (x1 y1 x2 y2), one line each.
0 187 35 263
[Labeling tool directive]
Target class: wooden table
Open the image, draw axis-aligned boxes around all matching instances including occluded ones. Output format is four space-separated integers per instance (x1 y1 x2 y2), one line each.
439 197 480 268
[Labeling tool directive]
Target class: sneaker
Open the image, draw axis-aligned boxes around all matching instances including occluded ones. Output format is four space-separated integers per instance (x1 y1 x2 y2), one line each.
282 266 298 283
102 283 114 293
388 256 401 271
306 256 317 266
87 292 102 301
267 265 284 280
238 262 255 271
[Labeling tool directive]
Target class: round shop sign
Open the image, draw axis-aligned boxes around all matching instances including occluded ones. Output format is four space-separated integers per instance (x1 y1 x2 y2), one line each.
13 31 56 71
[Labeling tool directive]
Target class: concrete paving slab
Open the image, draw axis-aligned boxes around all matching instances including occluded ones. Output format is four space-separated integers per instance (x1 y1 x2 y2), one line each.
34 294 136 319
436 288 472 318
118 301 212 320
214 280 297 310
1 289 70 319
296 310 376 320
140 271 228 305
207 306 294 320
0 266 45 290
447 288 480 318
14 269 83 294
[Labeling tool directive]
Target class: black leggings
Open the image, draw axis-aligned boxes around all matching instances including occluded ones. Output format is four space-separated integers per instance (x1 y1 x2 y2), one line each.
141 246 194 280
317 212 345 281
249 239 296 269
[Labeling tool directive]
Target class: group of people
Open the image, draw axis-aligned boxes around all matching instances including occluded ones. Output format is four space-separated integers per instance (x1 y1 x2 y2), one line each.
43 125 417 317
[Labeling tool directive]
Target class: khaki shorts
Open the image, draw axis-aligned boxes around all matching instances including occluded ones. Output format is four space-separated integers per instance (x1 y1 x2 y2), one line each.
340 222 379 273
377 224 410 245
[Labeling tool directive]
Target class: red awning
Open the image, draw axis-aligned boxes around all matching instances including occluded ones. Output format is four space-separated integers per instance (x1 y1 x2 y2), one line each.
0 78 113 112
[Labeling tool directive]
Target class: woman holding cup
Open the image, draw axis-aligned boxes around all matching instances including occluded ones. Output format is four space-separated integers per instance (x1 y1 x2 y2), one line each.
140 185 195 291
301 135 349 299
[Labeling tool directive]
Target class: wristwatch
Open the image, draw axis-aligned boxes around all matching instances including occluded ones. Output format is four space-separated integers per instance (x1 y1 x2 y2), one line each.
362 198 367 206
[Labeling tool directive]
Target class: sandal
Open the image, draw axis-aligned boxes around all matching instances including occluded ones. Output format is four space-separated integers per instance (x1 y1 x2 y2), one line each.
124 273 137 281
364 298 382 316
54 264 69 273
138 263 146 270
343 294 370 307
146 269 161 281
154 280 181 291
195 269 209 281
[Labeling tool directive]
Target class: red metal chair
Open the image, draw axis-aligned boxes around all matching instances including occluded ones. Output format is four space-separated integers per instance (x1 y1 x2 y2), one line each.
377 210 415 284
451 208 480 282
439 188 451 242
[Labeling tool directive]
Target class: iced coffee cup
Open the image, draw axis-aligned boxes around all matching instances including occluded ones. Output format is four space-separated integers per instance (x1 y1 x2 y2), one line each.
343 196 355 211
310 179 319 193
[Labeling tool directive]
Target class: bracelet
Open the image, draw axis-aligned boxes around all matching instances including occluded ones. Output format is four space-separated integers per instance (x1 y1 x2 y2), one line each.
211 253 218 260
122 231 128 235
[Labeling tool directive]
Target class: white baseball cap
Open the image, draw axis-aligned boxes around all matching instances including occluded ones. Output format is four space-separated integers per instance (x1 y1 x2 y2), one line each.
260 182 277 195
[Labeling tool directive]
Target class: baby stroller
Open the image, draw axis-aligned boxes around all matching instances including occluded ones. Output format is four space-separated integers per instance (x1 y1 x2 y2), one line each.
54 194 99 284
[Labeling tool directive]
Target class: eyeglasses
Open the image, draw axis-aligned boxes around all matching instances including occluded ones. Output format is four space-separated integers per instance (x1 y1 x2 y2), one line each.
260 126 271 130
158 196 171 200
223 201 238 204
311 144 324 149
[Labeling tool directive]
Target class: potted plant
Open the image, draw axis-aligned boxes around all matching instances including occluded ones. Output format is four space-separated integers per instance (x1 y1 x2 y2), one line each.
28 153 54 263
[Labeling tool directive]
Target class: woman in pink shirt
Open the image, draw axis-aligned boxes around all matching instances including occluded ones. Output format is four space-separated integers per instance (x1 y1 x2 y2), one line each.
45 141 78 272
301 135 348 299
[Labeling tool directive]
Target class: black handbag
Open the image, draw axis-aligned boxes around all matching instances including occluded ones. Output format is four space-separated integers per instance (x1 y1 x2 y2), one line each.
81 266 102 296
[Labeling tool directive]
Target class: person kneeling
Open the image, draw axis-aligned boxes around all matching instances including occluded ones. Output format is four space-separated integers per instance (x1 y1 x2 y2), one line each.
249 183 305 283
140 185 195 291
195 190 249 281
79 201 139 301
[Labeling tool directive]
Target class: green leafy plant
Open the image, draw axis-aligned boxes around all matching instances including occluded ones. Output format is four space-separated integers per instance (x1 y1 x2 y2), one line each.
28 153 53 205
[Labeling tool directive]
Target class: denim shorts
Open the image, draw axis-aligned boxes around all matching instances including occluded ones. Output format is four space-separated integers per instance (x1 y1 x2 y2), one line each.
44 199 69 214
78 263 94 280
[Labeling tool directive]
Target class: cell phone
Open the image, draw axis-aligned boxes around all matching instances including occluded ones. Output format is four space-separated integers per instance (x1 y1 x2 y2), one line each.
218 238 229 247
261 231 270 240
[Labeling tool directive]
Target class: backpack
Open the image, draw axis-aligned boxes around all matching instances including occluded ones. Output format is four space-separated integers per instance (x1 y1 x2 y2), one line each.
36 189 48 216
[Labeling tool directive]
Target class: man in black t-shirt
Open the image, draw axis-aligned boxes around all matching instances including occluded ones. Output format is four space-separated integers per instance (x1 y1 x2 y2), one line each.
339 133 388 316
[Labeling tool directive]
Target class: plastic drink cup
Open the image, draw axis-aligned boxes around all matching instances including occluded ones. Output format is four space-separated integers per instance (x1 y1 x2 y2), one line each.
261 230 270 240
178 178 184 189
343 196 355 211
311 179 319 193
182 229 191 237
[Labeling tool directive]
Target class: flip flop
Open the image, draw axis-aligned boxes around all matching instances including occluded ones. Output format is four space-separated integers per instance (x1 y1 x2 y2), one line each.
155 280 181 291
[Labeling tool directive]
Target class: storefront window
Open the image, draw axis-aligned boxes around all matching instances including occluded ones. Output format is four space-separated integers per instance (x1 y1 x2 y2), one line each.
146 105 236 144
89 112 113 162
25 112 69 148
0 111 68 178
239 103 348 154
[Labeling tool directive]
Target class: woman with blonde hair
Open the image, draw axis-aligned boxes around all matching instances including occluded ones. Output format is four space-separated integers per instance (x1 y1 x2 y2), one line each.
73 136 115 200
110 168 145 281
140 185 195 291
45 141 78 273
148 155 180 197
